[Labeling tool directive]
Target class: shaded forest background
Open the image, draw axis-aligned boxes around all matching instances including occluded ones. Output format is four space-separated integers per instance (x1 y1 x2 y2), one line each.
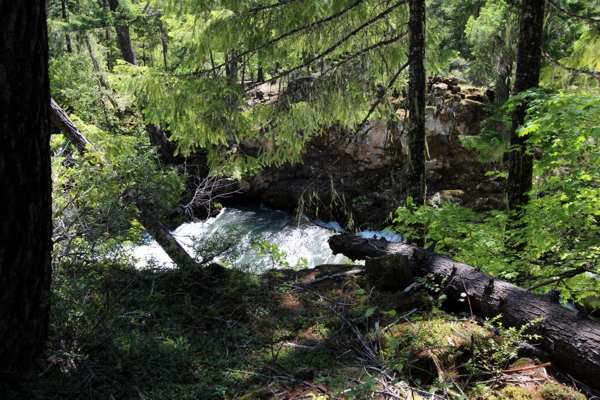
2 0 600 398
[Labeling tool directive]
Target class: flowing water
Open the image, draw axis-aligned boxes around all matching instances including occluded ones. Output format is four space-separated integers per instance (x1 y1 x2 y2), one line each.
133 202 403 271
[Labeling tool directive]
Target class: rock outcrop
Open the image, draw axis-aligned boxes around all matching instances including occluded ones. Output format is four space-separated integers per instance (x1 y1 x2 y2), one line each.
238 82 505 229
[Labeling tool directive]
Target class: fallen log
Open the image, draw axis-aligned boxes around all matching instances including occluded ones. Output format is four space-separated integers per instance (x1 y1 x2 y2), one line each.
328 233 600 388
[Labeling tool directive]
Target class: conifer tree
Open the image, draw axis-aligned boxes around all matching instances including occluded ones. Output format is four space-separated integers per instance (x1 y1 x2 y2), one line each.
507 0 546 211
406 0 427 207
506 0 546 249
0 0 52 373
108 0 138 65
115 0 414 176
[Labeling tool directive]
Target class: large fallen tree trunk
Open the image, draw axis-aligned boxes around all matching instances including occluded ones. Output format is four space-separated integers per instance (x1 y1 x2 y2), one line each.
50 98 203 271
329 234 600 389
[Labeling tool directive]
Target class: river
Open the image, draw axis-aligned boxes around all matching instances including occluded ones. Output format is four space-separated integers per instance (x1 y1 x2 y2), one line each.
133 202 403 271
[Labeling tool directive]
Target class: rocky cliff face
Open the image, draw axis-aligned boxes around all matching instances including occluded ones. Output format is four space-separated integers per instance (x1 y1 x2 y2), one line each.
239 85 506 230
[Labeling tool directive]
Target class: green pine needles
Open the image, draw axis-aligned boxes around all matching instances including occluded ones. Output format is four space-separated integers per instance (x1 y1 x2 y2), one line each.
112 0 438 176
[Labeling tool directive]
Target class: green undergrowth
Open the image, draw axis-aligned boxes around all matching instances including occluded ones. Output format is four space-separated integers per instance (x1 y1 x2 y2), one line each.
1 260 588 399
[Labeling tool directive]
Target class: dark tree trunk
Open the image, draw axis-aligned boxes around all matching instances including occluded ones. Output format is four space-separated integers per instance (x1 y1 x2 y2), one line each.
0 0 53 373
158 19 169 73
328 234 600 389
506 0 545 214
257 66 265 83
60 0 73 53
226 49 238 81
147 123 180 164
107 0 138 66
406 0 427 207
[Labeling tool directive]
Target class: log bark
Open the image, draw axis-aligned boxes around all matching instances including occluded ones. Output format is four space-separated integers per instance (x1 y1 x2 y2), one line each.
328 234 600 388
51 98 99 154
50 99 203 272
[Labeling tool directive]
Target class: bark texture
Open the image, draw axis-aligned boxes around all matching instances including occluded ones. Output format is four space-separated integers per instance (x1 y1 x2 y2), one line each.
506 0 545 212
51 98 99 154
107 0 138 66
328 234 600 388
406 0 427 206
0 0 53 371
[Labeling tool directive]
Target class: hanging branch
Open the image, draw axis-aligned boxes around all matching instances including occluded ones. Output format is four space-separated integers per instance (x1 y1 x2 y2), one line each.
249 0 409 89
293 60 409 221
245 0 300 14
330 30 409 72
233 0 364 63
178 0 408 82
547 0 600 24
543 51 600 82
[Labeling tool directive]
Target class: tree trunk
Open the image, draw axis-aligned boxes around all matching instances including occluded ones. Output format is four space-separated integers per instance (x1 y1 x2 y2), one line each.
158 19 169 73
257 66 265 83
406 0 427 207
506 0 545 215
84 35 120 109
328 234 600 388
60 0 73 53
0 0 53 373
147 123 180 165
135 200 203 270
107 0 138 66
226 49 238 81
50 99 203 272
85 35 112 90
493 54 512 143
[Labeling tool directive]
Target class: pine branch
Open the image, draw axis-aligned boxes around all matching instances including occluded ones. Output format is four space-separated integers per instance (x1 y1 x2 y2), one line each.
201 0 365 75
237 0 365 60
173 0 365 78
246 0 300 14
248 0 409 88
181 0 408 81
543 51 600 82
293 59 409 218
330 30 409 71
547 0 600 24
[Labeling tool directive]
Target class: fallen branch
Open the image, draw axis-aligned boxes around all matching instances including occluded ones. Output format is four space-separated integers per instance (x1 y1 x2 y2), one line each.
501 362 551 374
295 269 366 287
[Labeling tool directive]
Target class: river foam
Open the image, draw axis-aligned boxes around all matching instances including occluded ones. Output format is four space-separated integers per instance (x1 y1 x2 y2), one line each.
133 203 402 271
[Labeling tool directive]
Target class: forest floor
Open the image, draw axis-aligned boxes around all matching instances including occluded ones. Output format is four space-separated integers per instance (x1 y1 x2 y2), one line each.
1 262 591 399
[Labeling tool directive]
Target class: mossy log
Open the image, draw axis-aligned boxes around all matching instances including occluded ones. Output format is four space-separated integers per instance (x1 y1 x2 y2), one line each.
328 233 600 388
